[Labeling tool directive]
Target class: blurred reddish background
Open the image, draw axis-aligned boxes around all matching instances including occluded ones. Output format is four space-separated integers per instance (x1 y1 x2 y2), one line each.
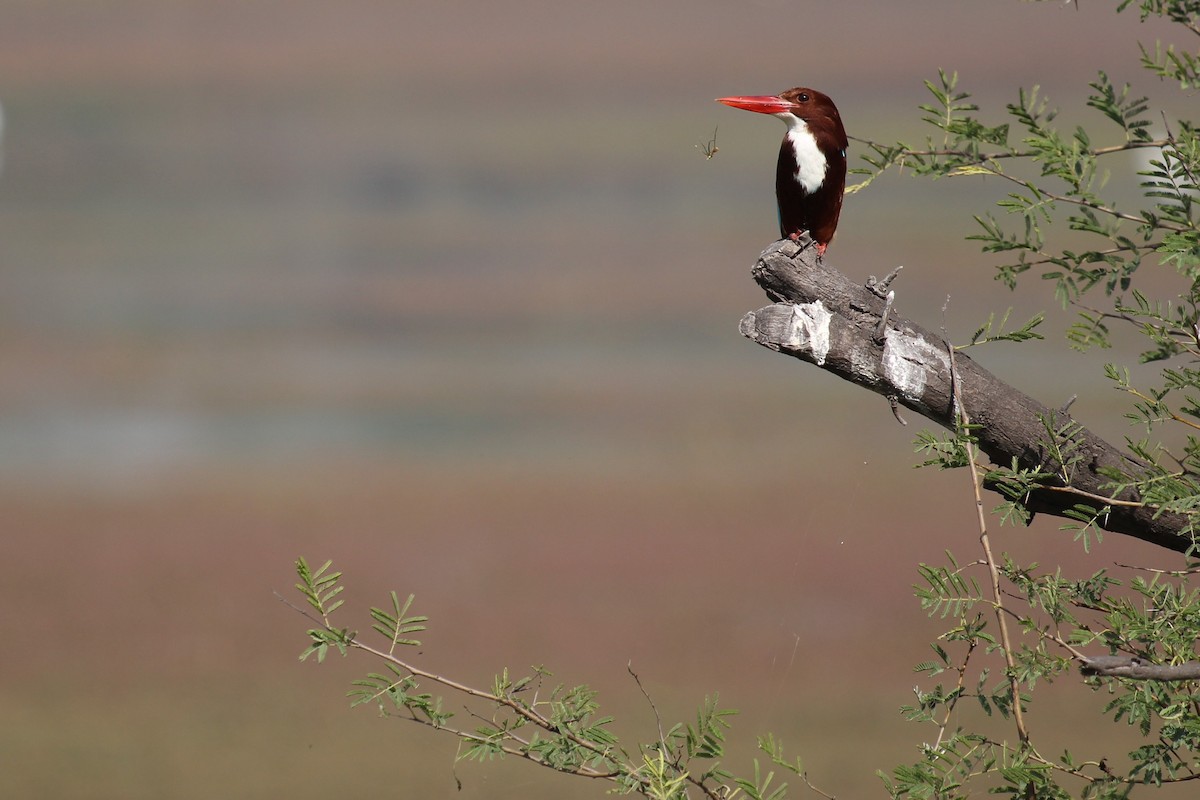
0 2 1193 797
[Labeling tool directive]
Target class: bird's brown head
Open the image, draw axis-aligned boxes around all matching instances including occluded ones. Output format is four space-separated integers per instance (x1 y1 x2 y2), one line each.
717 87 847 149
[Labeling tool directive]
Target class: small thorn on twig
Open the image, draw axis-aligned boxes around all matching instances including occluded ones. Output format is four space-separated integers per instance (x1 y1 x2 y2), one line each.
887 394 908 426
873 290 895 344
1059 394 1078 415
866 264 903 298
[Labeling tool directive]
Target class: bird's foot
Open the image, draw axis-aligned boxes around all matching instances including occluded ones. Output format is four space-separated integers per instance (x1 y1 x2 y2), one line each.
866 265 903 298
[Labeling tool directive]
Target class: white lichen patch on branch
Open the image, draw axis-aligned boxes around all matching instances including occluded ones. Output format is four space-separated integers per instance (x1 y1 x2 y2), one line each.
881 328 949 401
779 300 832 365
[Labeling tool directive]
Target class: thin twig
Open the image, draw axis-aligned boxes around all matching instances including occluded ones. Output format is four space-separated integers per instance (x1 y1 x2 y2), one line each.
628 662 669 754
848 136 1170 163
934 639 976 751
279 590 617 761
1035 484 1144 508
993 595 1088 661
850 135 1193 234
1114 561 1200 575
1124 385 1200 432
946 339 1031 744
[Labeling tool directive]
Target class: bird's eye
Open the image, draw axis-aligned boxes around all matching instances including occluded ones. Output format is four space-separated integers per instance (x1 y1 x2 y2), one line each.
798 93 809 102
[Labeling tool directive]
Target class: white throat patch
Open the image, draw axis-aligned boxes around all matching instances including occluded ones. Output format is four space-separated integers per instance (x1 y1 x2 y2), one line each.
779 115 828 194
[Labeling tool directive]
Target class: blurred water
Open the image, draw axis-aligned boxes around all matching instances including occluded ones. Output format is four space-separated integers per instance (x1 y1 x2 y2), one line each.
1 0 1184 491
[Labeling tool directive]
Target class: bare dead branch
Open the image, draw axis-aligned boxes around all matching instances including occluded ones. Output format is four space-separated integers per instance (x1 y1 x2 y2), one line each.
739 237 1197 554
1080 655 1200 681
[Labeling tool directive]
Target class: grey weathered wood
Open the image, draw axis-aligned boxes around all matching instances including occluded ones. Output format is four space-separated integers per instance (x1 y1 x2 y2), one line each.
740 237 1194 554
1079 654 1200 681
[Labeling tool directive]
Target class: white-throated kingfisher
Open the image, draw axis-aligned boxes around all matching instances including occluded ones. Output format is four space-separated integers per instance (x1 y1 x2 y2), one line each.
717 87 848 257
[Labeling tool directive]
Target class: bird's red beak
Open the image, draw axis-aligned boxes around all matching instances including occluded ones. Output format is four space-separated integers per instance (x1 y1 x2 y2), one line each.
716 95 797 115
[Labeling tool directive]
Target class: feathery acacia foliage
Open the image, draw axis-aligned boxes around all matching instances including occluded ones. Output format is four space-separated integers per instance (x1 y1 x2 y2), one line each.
851 1 1200 796
286 557 819 800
